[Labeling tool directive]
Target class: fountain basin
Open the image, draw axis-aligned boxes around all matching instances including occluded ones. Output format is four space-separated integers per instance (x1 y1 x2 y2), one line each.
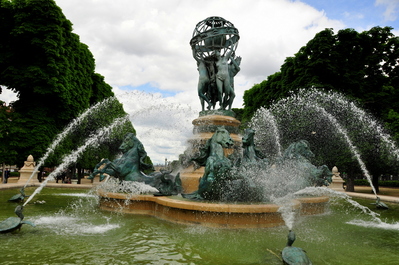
98 190 329 228
2 188 399 264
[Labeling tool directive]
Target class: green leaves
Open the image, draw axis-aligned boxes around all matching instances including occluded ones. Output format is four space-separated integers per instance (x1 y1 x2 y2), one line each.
0 0 133 167
242 26 399 188
243 27 399 125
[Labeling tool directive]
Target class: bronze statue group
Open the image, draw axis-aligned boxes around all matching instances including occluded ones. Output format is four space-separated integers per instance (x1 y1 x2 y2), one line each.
193 48 241 111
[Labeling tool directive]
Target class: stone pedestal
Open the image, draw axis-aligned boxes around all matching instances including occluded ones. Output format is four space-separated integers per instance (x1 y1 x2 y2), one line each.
329 166 345 191
18 155 39 184
180 165 205 193
180 111 241 193
91 175 102 184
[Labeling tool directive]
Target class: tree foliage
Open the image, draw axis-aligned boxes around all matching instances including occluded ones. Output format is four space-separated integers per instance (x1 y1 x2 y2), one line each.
0 101 19 165
0 0 135 168
243 27 399 126
242 27 399 191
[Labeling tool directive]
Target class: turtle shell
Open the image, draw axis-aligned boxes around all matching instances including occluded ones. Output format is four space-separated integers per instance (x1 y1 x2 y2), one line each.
376 201 389 209
0 217 22 233
8 194 24 202
282 246 312 265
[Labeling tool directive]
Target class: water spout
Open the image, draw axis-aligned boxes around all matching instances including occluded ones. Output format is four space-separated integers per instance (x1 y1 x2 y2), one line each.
22 97 121 188
23 115 130 206
313 105 377 196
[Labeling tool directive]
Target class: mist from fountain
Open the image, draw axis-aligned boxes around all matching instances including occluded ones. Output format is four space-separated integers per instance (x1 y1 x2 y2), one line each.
96 177 158 195
295 187 399 230
242 88 399 231
19 88 399 233
93 177 161 212
250 108 282 157
250 88 399 202
22 97 121 188
315 105 377 195
23 115 130 206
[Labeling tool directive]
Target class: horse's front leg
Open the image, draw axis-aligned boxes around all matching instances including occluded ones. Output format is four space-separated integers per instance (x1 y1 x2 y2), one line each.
105 162 124 180
89 159 111 179
204 157 216 182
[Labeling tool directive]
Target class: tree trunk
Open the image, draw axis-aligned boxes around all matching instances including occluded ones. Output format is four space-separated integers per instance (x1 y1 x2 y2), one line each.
77 167 84 184
372 174 380 193
345 176 355 192
345 166 356 192
68 164 77 183
1 163 4 183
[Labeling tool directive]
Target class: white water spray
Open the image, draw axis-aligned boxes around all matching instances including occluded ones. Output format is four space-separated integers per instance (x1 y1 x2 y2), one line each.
23 97 120 188
261 89 382 196
320 89 399 161
272 193 298 230
314 105 378 196
294 187 399 230
251 107 282 157
23 115 130 206
96 177 158 195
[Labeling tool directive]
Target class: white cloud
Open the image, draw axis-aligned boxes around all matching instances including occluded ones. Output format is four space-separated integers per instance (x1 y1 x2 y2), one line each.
113 87 197 164
0 0 349 163
0 86 18 105
343 11 365 20
376 0 399 21
52 0 347 163
1 1 395 164
56 0 345 92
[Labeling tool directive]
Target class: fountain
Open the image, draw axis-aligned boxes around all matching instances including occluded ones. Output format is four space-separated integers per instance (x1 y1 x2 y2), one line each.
2 82 399 265
96 127 331 229
94 17 331 230
2 16 399 264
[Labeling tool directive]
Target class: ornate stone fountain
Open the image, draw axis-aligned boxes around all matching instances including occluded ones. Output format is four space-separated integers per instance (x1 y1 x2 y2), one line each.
96 128 330 228
96 16 331 228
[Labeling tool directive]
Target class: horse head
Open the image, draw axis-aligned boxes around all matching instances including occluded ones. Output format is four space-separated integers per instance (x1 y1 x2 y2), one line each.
242 128 255 147
283 140 314 160
212 127 234 148
119 132 138 153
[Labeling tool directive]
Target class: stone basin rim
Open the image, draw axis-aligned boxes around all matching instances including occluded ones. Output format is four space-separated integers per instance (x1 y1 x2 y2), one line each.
97 190 329 213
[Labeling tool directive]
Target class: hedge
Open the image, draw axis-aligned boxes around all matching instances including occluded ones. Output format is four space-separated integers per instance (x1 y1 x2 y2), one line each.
9 172 20 177
354 179 399 187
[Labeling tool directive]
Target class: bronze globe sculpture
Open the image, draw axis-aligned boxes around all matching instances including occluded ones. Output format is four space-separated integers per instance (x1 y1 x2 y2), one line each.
190 17 241 111
190 16 240 60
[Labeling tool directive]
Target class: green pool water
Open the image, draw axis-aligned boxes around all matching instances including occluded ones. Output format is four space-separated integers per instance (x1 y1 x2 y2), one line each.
1 187 398 264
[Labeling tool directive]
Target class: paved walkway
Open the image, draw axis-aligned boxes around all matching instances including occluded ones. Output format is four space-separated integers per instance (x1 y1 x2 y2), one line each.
1 179 399 203
332 186 399 203
0 178 98 190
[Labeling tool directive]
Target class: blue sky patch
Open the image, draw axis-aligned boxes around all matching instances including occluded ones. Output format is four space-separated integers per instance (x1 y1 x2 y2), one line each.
301 0 398 29
120 83 178 98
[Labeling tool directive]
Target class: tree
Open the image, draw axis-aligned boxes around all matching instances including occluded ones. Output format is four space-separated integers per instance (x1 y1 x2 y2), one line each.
243 27 399 123
242 27 399 191
0 101 19 166
0 0 132 168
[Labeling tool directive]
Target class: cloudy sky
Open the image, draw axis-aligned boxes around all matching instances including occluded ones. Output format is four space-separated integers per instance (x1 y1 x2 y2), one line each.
1 0 399 164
